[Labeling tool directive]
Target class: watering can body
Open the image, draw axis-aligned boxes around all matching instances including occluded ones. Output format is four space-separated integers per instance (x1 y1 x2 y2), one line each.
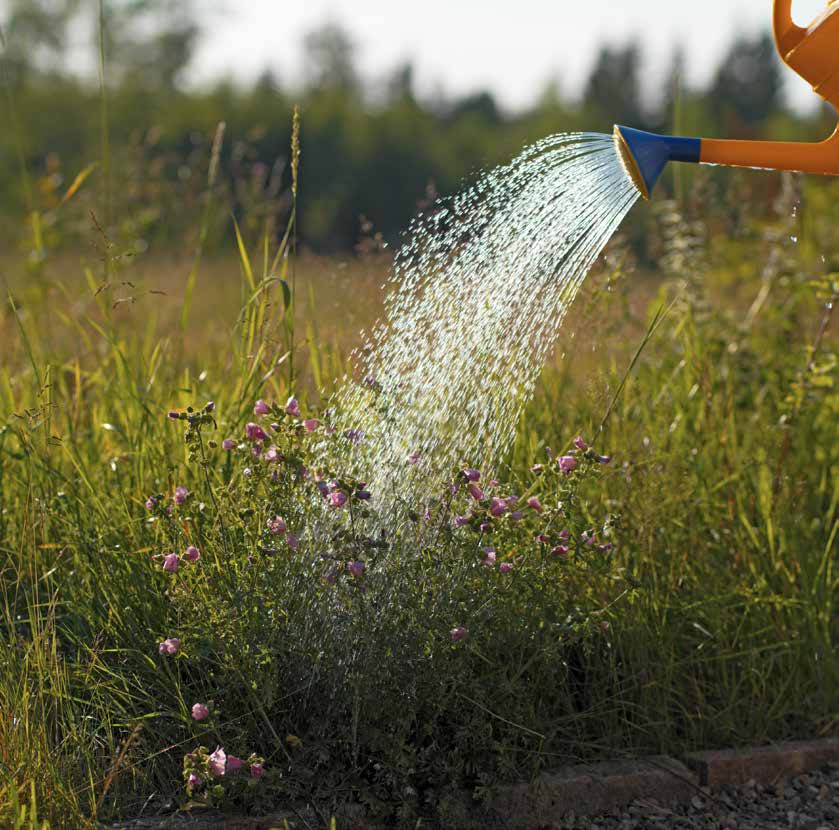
616 0 839 199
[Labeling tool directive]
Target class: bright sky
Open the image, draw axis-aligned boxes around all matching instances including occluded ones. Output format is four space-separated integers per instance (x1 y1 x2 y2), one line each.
191 0 830 112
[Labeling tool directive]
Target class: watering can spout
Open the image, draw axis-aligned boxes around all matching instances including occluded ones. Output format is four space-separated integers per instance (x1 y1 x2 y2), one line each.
615 0 839 199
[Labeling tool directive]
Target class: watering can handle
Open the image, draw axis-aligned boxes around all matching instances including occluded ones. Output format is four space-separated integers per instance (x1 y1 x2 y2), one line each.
773 0 806 55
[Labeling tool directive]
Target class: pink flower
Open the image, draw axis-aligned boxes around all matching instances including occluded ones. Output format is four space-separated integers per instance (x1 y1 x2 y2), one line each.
227 755 244 772
245 422 268 442
407 450 421 464
450 626 468 642
174 486 189 506
185 545 201 562
208 746 226 777
254 399 271 416
468 483 485 501
463 468 481 482
530 464 544 475
499 562 513 574
558 456 578 473
480 523 492 533
595 454 612 465
303 418 319 433
144 496 157 511
489 497 507 517
558 529 570 541
187 772 201 790
222 438 236 450
263 445 281 462
573 436 589 451
527 497 543 512
250 762 264 779
454 515 471 527
482 548 497 567
268 515 286 535
508 511 523 522
191 703 209 721
163 553 179 573
158 637 181 655
551 545 569 558
536 533 549 543
285 396 300 417
329 491 348 508
348 561 365 578
286 533 299 551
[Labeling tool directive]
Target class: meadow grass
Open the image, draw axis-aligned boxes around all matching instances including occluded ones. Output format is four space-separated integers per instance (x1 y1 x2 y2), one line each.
1 106 838 828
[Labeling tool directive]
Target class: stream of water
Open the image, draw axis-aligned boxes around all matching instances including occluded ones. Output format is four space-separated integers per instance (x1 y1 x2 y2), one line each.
332 132 639 517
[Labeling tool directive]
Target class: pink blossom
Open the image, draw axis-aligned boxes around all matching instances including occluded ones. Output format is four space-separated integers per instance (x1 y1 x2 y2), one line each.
508 511 524 522
187 772 201 790
482 548 497 567
595 454 612 465
463 468 481 482
208 746 226 777
222 438 236 450
450 626 468 642
185 545 201 562
303 418 319 433
551 545 569 558
558 529 570 541
558 455 578 473
227 755 244 773
530 464 544 475
254 399 271 416
480 523 492 534
158 637 181 655
468 483 485 501
407 450 421 464
191 703 209 721
263 445 281 462
489 497 507 517
454 515 471 527
527 497 543 512
245 422 268 442
329 491 348 508
250 762 264 779
499 562 513 574
356 489 372 501
268 515 286 535
286 533 299 551
162 553 179 573
174 486 189 506
348 561 365 578
536 533 549 544
144 496 157 511
285 396 300 417
573 436 589 451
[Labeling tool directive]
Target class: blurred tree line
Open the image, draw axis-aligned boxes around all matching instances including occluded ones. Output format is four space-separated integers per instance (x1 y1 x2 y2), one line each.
1 1 836 254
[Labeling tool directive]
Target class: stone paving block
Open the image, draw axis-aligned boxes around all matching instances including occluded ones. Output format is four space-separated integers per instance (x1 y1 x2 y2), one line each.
489 756 698 828
682 737 839 788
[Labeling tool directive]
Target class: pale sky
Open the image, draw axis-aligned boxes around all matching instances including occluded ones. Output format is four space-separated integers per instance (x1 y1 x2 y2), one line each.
191 0 830 112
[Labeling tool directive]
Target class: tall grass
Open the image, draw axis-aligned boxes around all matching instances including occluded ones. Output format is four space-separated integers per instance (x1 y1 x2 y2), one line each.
1 28 837 826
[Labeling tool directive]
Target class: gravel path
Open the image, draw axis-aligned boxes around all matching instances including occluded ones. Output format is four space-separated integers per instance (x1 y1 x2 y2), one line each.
559 764 839 830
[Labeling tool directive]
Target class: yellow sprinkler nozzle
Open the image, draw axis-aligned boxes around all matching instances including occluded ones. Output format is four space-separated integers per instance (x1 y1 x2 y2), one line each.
616 0 839 199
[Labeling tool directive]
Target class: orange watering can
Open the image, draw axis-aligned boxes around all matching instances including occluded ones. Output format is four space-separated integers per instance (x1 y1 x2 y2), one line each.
615 0 839 199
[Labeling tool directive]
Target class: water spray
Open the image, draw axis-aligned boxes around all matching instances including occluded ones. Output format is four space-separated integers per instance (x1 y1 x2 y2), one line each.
616 0 839 199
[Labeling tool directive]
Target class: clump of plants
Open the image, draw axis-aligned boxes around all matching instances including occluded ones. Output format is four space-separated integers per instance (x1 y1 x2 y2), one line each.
140 392 623 817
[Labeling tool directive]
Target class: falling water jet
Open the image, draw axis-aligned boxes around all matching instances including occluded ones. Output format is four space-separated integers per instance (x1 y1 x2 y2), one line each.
327 133 639 520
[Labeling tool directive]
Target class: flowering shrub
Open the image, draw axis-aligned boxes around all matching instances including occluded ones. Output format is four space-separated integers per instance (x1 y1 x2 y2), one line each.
145 395 624 815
